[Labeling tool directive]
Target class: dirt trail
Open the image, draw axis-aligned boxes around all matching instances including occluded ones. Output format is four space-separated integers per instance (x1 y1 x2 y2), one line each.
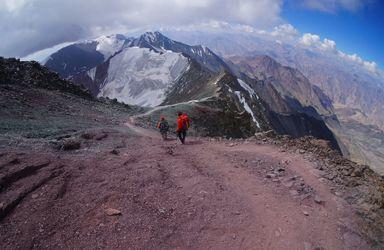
124 121 368 249
0 122 370 249
185 142 365 249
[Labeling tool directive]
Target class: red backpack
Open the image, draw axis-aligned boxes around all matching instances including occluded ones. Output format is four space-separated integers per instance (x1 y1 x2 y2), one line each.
181 115 190 130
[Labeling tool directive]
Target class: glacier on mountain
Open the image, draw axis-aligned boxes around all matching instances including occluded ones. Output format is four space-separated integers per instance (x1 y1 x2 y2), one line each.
95 35 126 60
97 47 189 107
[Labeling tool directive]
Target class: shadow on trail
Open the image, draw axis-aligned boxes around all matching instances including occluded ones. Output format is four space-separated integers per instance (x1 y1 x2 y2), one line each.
184 140 204 145
162 137 178 141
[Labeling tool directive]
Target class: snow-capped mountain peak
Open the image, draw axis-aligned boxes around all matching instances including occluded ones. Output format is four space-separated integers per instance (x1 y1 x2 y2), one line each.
43 31 227 79
132 31 176 53
140 31 168 43
95 34 130 60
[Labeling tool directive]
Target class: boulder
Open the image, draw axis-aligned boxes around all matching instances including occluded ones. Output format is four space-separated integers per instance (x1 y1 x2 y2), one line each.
62 140 81 150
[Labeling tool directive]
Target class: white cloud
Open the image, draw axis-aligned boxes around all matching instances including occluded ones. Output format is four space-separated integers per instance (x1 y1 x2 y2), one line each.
300 33 321 46
322 38 336 50
270 24 298 39
240 25 257 33
300 33 336 52
363 61 378 73
338 52 378 73
298 0 368 13
0 0 283 57
299 33 378 73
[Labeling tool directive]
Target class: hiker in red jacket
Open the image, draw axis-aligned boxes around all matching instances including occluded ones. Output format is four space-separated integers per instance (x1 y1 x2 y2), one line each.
176 112 190 144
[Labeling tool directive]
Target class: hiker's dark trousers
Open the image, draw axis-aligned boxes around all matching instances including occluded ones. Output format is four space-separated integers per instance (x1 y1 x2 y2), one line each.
177 129 187 144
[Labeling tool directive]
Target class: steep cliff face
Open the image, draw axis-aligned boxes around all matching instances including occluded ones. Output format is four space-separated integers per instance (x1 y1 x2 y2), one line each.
226 55 341 150
227 55 334 116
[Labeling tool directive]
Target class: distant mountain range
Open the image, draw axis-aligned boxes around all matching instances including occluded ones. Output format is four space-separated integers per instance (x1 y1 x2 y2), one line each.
40 31 383 174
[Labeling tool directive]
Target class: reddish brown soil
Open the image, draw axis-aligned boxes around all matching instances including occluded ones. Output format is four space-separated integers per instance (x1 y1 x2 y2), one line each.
0 123 370 249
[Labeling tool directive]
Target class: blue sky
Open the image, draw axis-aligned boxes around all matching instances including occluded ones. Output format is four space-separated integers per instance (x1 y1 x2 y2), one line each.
282 0 384 68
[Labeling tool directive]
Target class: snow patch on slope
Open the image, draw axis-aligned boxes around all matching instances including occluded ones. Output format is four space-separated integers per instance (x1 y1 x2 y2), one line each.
98 47 189 107
87 67 97 81
142 32 156 43
95 35 126 60
238 78 259 100
235 91 260 128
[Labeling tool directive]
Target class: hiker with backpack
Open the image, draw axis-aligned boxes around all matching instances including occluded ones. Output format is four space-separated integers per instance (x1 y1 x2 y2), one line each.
157 116 169 140
176 112 190 144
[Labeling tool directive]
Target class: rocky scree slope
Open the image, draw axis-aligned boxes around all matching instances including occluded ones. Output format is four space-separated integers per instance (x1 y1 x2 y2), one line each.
1 58 90 98
0 57 142 140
